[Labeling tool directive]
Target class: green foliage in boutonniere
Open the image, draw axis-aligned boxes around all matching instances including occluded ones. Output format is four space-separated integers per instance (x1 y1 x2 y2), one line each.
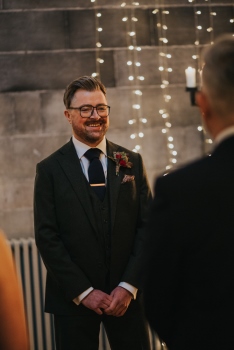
108 151 133 176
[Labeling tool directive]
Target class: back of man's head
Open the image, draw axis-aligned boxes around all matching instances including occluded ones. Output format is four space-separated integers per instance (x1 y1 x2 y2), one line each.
202 34 234 118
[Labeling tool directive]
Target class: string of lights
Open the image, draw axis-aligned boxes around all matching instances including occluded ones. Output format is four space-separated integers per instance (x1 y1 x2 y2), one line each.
153 0 177 171
121 1 146 153
91 0 104 79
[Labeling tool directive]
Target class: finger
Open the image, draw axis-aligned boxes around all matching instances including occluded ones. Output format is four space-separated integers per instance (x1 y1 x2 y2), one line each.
94 308 103 315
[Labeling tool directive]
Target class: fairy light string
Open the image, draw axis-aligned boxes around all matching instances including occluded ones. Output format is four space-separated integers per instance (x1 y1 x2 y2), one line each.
153 0 177 171
121 1 146 153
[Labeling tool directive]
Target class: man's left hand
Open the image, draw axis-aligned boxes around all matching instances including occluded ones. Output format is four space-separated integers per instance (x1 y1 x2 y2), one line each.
104 286 132 317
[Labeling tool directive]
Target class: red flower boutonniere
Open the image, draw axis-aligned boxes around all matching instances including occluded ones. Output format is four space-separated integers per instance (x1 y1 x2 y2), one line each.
108 151 133 176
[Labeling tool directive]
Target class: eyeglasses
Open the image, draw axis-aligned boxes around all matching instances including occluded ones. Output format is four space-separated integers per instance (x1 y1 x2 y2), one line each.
68 104 110 118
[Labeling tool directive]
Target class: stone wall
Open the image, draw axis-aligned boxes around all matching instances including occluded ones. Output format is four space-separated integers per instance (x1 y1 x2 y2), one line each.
0 0 233 238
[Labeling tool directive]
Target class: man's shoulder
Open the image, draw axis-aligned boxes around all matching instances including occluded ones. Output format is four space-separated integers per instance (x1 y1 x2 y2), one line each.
156 155 211 191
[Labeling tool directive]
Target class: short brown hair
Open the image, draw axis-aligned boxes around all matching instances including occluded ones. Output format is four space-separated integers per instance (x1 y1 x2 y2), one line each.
63 76 106 109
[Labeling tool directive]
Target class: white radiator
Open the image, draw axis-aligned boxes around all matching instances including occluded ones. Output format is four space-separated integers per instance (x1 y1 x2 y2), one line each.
9 238 161 350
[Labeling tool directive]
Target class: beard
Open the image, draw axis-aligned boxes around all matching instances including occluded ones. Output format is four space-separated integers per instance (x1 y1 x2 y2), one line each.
72 119 109 146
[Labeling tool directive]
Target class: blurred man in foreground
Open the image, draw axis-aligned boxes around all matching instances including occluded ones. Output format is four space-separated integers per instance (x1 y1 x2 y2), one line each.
144 34 234 350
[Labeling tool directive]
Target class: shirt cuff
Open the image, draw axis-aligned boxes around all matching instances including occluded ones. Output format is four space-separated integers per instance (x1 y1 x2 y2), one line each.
118 282 138 300
73 287 94 305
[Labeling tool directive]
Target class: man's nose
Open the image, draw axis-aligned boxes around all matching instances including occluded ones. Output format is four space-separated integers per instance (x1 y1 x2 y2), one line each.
90 108 100 118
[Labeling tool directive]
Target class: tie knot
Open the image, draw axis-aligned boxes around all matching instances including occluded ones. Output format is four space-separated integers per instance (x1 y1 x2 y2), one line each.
84 148 102 161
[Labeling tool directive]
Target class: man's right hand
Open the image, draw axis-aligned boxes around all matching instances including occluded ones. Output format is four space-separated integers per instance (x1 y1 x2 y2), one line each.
81 289 113 315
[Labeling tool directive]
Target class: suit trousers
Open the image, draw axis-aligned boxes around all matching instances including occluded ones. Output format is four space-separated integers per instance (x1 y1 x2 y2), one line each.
53 297 151 350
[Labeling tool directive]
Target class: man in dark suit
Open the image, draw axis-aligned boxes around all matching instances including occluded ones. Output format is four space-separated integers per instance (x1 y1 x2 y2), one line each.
34 76 152 350
144 34 234 350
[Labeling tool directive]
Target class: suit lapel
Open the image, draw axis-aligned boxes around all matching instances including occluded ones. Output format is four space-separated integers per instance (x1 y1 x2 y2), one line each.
56 140 98 234
106 140 122 232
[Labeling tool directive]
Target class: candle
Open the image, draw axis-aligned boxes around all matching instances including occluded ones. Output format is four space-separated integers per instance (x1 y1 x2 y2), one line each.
185 67 196 88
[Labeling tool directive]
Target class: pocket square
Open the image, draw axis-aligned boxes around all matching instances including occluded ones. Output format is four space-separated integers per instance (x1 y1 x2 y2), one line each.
121 175 135 184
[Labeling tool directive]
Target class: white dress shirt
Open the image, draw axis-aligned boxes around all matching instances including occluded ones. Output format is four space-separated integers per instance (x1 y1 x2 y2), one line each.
72 136 137 305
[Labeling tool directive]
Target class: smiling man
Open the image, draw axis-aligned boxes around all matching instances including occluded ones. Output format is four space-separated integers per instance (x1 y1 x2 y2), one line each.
34 76 152 350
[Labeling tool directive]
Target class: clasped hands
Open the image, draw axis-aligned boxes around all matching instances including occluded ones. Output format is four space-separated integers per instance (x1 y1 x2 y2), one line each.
81 286 132 317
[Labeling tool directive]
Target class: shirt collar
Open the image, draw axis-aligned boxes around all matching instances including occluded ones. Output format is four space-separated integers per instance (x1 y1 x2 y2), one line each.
72 135 107 159
214 126 234 148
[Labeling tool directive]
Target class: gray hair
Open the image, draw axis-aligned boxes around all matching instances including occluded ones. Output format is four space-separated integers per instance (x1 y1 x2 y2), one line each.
201 34 234 117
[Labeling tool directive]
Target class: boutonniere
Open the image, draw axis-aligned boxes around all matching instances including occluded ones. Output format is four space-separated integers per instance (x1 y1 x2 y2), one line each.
108 151 133 176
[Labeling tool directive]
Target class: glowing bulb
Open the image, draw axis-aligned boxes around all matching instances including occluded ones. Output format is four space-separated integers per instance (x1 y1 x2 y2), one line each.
130 134 136 139
159 66 164 71
172 151 177 156
168 136 173 141
168 143 174 149
136 47 141 51
167 54 171 58
197 126 203 131
133 104 140 109
197 26 202 30
162 113 168 118
122 17 128 21
128 119 136 125
92 72 98 77
97 58 104 63
128 76 134 81
129 45 134 50
96 42 102 47
137 76 144 81
97 13 101 17
135 62 141 66
165 122 171 128
134 90 142 95
171 158 177 163
132 17 138 21
97 28 103 32
196 11 201 15
152 9 158 14
207 27 213 32
135 145 141 150
139 132 144 138
168 68 172 72
162 128 167 133
127 61 132 65
129 31 136 36
140 118 147 123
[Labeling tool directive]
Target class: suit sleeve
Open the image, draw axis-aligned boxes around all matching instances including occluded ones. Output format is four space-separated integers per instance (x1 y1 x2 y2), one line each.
143 176 183 346
121 153 152 290
34 162 92 301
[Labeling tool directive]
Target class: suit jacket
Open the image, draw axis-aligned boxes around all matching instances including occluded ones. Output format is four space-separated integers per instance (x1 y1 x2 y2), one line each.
144 136 234 350
34 138 151 315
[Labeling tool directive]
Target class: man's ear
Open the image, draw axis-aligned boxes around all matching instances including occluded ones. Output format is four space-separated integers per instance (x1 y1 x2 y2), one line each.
64 110 72 124
196 91 211 122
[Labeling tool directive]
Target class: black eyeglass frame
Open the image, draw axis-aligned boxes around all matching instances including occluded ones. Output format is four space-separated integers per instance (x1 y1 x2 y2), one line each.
68 104 111 118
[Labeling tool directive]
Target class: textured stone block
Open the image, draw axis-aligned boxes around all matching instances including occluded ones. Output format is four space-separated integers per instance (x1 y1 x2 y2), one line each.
0 51 97 92
40 90 70 133
0 178 34 211
0 11 68 51
13 92 43 134
0 209 33 238
0 93 15 135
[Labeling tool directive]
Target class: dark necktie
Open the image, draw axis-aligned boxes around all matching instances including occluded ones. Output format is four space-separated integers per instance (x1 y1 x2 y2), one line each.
84 148 106 201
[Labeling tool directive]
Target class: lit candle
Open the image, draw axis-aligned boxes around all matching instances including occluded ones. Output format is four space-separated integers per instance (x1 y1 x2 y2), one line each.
185 67 196 88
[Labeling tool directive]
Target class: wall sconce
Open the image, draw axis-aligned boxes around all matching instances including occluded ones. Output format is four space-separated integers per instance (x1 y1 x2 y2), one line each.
185 67 197 106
